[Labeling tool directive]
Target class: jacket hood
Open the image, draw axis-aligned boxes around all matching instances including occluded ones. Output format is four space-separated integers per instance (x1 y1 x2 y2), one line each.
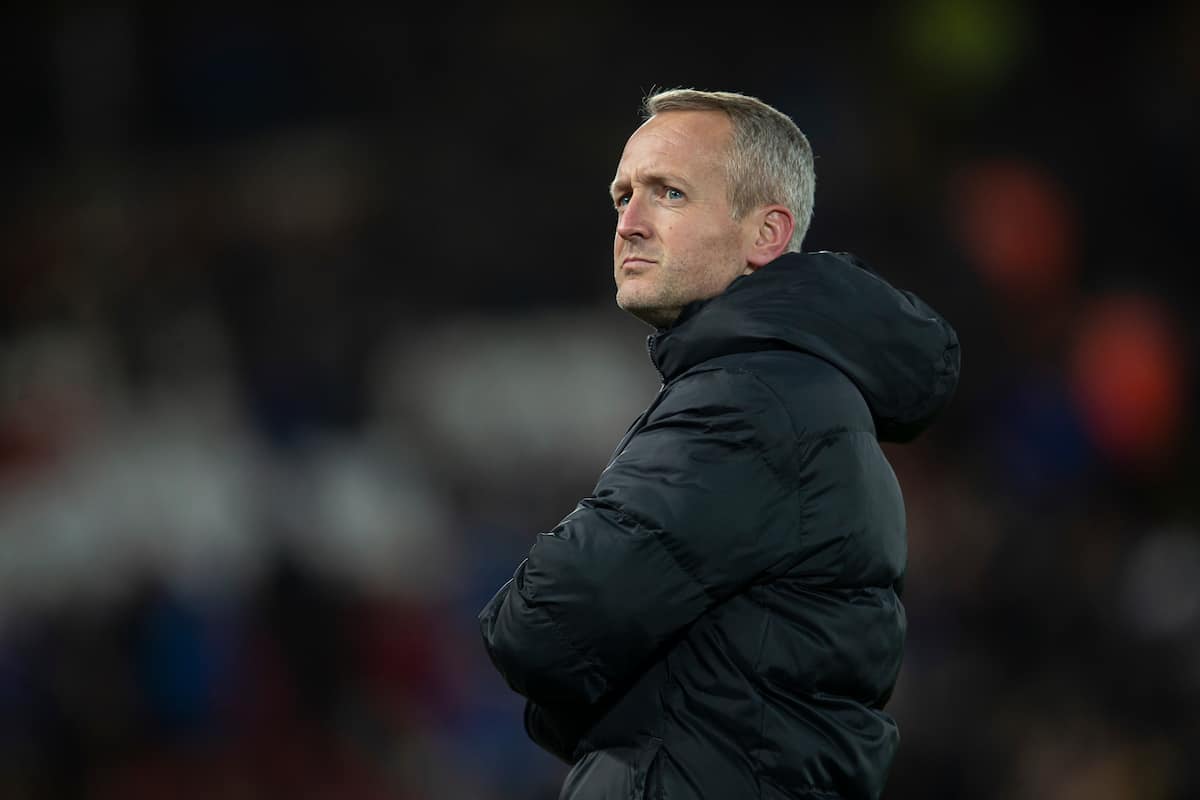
649 251 960 442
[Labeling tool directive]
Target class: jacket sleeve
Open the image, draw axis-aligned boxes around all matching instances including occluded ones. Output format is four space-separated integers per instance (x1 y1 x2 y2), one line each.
478 367 798 710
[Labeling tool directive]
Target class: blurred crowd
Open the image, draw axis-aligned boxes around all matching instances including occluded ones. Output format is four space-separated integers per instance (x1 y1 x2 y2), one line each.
1 4 1198 798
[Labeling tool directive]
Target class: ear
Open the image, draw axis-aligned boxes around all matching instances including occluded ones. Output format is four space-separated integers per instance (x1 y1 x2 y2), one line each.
744 205 795 271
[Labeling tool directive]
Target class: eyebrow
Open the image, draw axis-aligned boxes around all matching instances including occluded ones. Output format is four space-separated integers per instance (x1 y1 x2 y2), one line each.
609 171 693 198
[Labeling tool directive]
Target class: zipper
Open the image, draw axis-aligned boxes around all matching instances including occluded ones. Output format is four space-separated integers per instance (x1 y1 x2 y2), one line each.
646 333 664 384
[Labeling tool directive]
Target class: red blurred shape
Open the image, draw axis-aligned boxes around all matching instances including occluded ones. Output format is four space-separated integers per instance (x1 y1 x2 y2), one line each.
953 160 1079 305
1071 294 1188 471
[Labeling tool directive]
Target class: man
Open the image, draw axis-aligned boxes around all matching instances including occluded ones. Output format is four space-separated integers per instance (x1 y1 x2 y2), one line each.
479 89 960 799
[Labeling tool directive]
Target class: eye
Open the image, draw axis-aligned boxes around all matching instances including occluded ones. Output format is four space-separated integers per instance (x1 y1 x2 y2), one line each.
665 187 684 201
614 192 630 209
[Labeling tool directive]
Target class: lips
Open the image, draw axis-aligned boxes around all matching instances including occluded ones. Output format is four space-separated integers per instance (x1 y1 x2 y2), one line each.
622 256 656 269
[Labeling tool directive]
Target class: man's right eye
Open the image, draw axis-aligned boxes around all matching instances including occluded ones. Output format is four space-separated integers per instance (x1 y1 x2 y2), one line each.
615 193 631 208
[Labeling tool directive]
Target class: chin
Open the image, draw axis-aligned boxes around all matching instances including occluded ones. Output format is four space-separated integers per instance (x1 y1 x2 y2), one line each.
617 295 678 329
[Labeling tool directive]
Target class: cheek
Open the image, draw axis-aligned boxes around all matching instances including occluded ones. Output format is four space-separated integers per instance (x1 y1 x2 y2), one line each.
686 223 744 285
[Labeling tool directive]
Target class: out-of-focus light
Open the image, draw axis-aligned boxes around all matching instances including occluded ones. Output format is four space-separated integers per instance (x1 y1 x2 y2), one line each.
1120 525 1200 639
895 0 1029 94
987 377 1093 497
1070 293 1188 471
952 159 1079 306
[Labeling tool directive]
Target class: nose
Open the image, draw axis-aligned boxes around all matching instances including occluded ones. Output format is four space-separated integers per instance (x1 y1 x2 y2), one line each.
616 191 651 241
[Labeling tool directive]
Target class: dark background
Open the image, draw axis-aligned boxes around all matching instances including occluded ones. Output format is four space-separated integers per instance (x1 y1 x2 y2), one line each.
1 3 1198 798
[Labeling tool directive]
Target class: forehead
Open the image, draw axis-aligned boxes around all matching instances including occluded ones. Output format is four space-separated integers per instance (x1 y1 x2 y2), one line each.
614 110 731 180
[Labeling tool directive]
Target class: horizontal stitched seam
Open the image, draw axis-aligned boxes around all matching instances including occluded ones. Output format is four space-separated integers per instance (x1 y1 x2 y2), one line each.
585 497 719 604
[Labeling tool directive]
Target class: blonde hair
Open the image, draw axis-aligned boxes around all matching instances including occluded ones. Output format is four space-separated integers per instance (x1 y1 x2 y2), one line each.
643 88 815 253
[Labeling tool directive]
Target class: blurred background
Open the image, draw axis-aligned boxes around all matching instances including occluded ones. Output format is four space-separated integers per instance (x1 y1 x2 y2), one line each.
1 2 1197 798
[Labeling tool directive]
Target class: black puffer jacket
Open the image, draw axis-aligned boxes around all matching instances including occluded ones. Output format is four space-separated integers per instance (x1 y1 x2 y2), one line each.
479 252 960 799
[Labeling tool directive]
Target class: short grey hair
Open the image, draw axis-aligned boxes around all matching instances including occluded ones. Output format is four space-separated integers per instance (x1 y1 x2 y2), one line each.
643 88 815 253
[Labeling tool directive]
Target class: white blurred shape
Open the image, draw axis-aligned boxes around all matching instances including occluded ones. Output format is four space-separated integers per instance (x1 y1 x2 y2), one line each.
1120 524 1200 638
268 436 454 599
0 402 264 622
371 309 658 479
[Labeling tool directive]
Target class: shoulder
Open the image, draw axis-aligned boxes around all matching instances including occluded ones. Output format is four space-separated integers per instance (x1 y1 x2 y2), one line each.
670 350 875 443
654 360 797 442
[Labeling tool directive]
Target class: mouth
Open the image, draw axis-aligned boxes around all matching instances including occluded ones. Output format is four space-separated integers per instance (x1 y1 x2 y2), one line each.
621 257 656 272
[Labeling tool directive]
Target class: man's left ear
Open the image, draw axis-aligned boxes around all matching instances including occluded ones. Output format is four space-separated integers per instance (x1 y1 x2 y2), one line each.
745 206 795 271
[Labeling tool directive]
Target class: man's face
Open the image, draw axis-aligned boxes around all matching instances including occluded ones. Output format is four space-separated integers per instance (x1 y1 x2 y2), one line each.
611 110 753 328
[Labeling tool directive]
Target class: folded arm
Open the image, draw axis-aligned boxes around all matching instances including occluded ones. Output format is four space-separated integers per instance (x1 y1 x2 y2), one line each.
478 368 798 712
